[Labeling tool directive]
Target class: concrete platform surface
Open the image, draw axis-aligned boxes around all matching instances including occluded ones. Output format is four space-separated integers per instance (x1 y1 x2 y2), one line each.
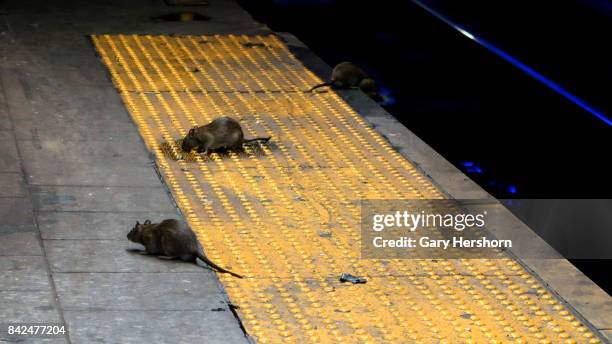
0 1 255 343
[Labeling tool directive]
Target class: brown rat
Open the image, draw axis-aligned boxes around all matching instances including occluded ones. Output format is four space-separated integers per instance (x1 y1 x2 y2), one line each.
127 219 243 278
181 116 270 153
308 61 381 101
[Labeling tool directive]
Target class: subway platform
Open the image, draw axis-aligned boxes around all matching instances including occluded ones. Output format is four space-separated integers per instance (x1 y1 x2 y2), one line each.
0 1 610 343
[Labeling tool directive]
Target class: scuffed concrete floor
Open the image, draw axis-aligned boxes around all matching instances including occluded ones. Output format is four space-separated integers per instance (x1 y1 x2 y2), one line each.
0 1 263 342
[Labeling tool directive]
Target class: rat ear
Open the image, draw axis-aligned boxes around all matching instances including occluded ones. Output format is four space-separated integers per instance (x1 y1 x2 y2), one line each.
144 220 151 225
136 221 140 226
188 128 196 136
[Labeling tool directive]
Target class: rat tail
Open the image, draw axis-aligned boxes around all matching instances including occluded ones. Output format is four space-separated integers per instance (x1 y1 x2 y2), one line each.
243 136 271 144
307 81 333 92
195 251 243 278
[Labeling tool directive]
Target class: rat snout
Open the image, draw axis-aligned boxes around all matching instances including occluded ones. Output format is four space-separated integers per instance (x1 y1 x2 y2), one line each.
181 136 198 152
127 229 137 242
181 139 190 152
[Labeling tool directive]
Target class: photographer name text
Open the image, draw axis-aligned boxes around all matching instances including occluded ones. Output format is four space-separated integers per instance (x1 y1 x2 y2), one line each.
372 236 512 249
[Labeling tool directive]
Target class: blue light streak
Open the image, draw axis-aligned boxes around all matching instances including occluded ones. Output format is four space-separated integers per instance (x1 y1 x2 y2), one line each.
411 0 612 126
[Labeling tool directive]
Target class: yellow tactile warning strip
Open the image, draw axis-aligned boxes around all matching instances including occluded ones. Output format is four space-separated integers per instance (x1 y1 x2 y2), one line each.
92 34 601 343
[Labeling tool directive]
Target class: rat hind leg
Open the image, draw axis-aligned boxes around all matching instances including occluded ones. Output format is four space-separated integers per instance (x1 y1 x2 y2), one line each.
179 254 197 262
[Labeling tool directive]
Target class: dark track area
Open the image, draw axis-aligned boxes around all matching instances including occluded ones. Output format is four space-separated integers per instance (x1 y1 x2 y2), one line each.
420 0 612 118
238 0 611 293
238 0 610 199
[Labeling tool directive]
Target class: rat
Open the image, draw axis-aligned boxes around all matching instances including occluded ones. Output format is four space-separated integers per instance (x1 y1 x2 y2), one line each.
181 116 271 153
127 219 243 278
308 61 381 100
